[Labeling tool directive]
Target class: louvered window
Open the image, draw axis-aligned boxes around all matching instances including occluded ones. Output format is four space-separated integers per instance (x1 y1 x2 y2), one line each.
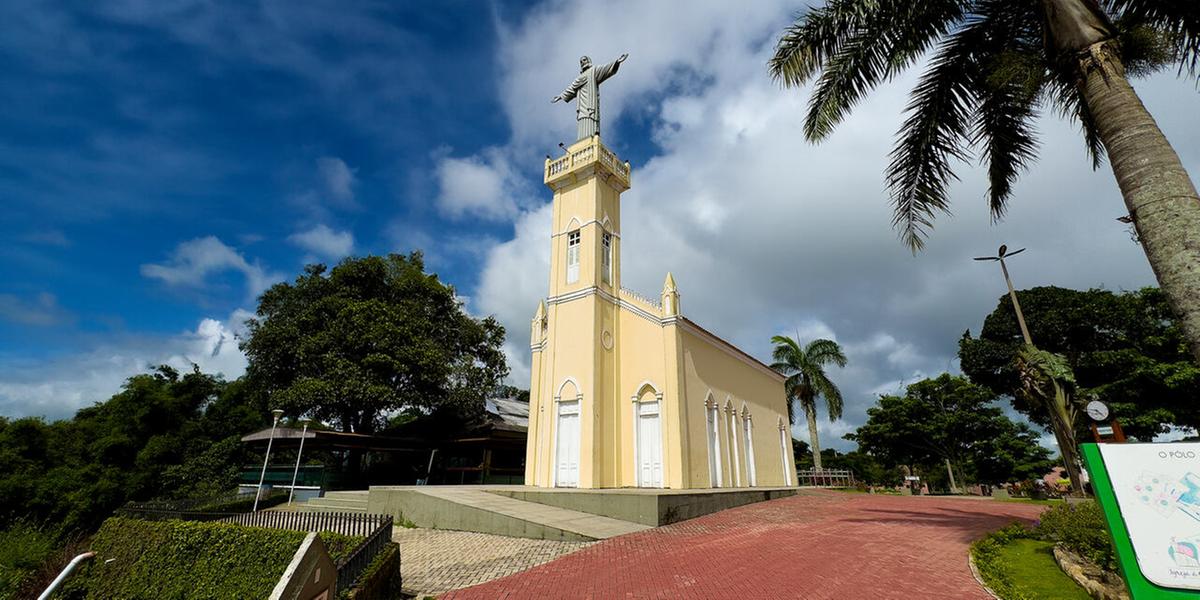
566 230 580 283
601 232 612 284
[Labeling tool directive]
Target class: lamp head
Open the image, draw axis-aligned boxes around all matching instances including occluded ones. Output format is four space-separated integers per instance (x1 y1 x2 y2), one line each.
271 408 284 422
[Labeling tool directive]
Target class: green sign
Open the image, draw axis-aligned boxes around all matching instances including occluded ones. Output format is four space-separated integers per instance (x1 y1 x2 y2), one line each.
1082 443 1200 598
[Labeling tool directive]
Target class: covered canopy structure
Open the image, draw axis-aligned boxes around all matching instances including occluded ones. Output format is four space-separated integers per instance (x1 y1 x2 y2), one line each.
239 398 529 490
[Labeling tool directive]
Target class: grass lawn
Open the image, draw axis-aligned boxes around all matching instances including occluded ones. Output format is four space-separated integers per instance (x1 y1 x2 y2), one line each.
994 538 1091 600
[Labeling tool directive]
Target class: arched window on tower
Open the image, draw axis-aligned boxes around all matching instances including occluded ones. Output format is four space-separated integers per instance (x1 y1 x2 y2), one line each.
601 232 612 284
566 230 581 283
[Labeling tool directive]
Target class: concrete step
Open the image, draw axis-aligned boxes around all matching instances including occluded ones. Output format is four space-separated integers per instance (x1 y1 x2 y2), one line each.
323 490 369 499
368 486 651 542
300 504 368 514
300 492 370 514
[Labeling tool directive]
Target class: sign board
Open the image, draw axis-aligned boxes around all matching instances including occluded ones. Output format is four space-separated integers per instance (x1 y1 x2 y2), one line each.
1097 426 1115 436
1083 443 1200 598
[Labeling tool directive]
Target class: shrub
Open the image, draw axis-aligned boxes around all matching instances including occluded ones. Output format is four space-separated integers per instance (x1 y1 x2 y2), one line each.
66 517 362 599
342 542 401 600
1034 501 1116 571
0 520 58 600
191 491 286 513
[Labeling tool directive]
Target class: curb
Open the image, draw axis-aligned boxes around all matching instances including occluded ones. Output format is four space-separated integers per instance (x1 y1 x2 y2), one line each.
968 551 1002 600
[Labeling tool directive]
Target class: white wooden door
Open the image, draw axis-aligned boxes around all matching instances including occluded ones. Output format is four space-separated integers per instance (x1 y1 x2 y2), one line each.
637 402 663 488
555 401 580 487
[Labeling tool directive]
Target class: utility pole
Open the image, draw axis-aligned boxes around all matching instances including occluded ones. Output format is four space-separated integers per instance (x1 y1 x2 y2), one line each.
974 245 1032 344
253 409 284 512
287 418 311 506
974 245 1086 497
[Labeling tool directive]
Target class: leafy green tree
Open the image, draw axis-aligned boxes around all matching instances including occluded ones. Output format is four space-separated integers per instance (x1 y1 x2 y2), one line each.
769 0 1200 364
770 335 847 471
241 253 508 443
847 374 1050 488
959 286 1200 439
973 420 1056 484
0 366 264 536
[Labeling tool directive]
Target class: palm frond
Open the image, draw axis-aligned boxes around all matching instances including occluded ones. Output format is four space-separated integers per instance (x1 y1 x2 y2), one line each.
1047 77 1106 168
804 338 848 368
1108 0 1200 75
809 369 845 420
974 48 1043 221
886 19 986 251
769 0 873 88
774 0 968 141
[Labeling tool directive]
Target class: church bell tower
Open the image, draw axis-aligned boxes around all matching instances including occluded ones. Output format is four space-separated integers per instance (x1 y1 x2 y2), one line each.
526 134 631 488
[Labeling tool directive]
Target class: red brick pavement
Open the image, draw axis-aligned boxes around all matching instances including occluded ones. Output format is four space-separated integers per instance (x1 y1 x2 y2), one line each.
439 490 1046 600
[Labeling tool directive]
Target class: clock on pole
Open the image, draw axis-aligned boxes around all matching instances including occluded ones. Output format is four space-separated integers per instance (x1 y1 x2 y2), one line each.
1086 400 1125 443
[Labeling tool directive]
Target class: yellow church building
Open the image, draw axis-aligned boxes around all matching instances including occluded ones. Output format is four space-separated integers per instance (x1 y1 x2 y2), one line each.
524 134 798 489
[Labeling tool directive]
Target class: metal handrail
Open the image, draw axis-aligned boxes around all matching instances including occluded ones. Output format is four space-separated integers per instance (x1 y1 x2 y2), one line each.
38 552 95 600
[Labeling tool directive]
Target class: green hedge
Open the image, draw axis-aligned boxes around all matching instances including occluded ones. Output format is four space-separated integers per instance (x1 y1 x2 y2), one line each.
1034 501 1116 571
191 492 286 513
64 517 361 600
342 542 401 600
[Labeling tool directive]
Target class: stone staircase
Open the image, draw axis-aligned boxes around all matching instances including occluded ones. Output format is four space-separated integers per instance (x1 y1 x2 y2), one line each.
299 490 369 514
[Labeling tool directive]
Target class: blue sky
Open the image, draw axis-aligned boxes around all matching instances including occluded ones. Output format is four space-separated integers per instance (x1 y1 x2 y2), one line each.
3 1 1198 449
3 1 511 341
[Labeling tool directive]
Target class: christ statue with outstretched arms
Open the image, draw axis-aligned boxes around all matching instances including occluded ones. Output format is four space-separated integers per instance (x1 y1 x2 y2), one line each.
552 53 628 142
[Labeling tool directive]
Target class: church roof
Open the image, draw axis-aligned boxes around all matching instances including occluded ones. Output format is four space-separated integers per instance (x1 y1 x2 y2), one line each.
678 316 787 382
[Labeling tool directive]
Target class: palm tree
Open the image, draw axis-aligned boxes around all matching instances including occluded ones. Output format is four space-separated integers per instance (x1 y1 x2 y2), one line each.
770 335 848 471
769 0 1200 364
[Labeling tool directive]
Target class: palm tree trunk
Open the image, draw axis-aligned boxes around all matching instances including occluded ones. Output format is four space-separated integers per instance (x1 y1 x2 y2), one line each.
1048 383 1085 495
1069 38 1200 363
805 402 823 471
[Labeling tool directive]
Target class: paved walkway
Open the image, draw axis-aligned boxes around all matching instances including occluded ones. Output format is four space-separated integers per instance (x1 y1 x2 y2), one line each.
440 490 1045 599
393 528 592 598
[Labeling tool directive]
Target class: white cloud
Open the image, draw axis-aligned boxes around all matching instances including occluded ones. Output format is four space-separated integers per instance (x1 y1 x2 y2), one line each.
476 204 553 384
475 0 1199 451
317 156 357 206
140 236 283 300
288 224 355 260
434 149 523 221
0 310 251 420
0 292 72 327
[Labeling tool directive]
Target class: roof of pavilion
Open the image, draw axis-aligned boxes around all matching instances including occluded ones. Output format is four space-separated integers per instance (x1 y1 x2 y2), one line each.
240 397 530 450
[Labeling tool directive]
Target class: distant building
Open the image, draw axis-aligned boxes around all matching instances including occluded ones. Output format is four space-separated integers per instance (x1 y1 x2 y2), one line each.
526 135 797 489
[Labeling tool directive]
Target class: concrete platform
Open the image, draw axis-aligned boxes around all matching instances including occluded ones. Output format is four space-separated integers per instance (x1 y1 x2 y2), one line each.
488 486 798 526
368 485 649 541
364 485 798 541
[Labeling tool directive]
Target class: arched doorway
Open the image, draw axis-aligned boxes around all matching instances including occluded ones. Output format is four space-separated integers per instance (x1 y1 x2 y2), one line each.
554 379 581 488
632 384 663 488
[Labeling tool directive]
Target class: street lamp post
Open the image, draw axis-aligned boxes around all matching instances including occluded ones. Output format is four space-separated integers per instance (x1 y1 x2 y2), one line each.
287 418 311 506
253 408 285 512
973 244 1032 345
